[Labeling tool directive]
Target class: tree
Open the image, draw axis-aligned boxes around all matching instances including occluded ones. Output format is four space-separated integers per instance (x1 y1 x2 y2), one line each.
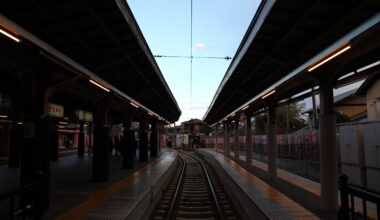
335 110 351 123
252 103 307 134
275 103 307 134
200 124 214 135
252 113 267 135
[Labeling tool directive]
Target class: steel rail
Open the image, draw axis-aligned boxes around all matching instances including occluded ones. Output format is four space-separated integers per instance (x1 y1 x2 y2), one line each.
166 155 186 220
180 151 225 220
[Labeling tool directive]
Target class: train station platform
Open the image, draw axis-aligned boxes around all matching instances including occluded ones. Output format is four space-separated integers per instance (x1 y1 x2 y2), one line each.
0 149 177 219
198 148 378 219
197 149 321 219
2 147 376 219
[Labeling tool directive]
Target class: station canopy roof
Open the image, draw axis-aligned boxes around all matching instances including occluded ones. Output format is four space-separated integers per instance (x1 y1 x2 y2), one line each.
204 0 380 124
0 0 181 122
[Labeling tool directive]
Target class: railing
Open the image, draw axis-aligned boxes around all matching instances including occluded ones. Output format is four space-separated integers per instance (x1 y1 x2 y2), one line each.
339 175 380 220
202 130 320 162
0 172 44 220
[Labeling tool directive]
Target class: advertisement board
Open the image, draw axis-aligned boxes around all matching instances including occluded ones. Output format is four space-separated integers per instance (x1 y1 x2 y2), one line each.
47 103 64 118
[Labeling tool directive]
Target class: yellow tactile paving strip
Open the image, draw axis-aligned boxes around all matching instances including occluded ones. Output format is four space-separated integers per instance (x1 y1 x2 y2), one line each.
58 152 175 220
236 154 378 219
239 154 321 196
209 149 378 219
201 149 320 219
223 155 319 219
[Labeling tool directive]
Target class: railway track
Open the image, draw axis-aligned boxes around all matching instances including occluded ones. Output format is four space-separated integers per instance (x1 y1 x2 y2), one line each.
151 151 240 220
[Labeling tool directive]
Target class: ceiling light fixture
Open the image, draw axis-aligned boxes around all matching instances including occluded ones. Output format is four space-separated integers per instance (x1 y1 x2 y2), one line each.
308 44 351 72
242 105 249 111
0 25 21 43
130 102 139 108
89 79 110 92
0 115 8 118
261 89 276 99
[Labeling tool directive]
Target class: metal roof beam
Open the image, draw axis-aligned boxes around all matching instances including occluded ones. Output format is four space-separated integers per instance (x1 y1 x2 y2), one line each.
82 0 179 119
115 0 181 114
204 0 318 120
0 13 172 124
212 13 380 124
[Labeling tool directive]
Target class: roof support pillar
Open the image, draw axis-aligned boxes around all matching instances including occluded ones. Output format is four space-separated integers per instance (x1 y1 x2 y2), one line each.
139 117 148 162
8 122 22 167
245 111 253 167
234 120 239 160
158 122 164 154
21 71 52 216
150 119 158 158
50 126 59 161
267 105 277 181
78 121 85 157
20 69 56 219
122 120 135 169
93 101 109 182
223 122 229 156
227 122 232 157
318 80 338 219
214 124 218 151
311 87 318 129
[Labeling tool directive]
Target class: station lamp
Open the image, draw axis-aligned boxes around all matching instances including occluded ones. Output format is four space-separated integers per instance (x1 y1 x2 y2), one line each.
307 43 351 72
89 79 110 92
130 102 139 108
0 25 21 43
242 105 249 111
0 115 8 118
261 89 276 99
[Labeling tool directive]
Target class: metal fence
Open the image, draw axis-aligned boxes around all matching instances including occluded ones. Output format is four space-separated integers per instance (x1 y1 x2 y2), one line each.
201 129 319 162
339 174 380 220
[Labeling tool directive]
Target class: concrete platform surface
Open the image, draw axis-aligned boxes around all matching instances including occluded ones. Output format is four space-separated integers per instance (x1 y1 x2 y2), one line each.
199 149 320 220
0 148 176 219
58 151 177 219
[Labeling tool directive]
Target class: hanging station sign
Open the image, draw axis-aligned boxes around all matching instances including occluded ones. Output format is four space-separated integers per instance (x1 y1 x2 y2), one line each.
75 110 93 122
47 103 64 118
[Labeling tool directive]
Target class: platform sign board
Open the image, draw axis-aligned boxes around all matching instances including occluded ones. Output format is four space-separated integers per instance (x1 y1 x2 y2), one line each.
76 110 93 122
47 103 64 118
131 122 140 130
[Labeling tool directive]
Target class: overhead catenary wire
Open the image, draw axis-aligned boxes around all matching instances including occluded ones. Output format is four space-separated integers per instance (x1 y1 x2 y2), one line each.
153 0 231 119
190 0 193 113
154 55 232 60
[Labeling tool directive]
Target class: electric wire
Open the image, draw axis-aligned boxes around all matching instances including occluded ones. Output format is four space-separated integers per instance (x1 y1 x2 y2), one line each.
154 55 232 60
190 0 193 112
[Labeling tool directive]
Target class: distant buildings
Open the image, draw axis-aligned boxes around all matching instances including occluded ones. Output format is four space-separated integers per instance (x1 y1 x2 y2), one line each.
163 118 208 149
303 75 380 127
356 74 380 121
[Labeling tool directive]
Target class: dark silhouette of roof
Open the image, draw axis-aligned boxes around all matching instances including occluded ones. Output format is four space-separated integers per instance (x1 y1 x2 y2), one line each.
1 0 181 122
